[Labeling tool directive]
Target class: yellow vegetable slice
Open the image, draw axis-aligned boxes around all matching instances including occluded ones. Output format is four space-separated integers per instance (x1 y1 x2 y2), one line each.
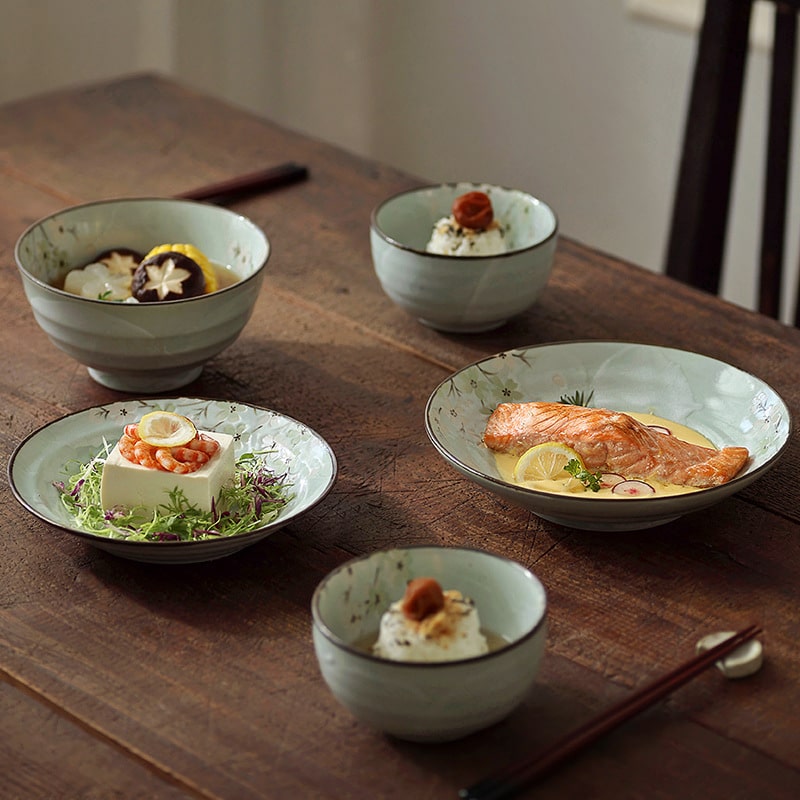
513 442 583 486
144 243 217 293
137 411 197 447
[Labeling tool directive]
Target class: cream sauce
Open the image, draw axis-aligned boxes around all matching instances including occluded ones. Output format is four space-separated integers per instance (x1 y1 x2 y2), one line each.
494 411 716 499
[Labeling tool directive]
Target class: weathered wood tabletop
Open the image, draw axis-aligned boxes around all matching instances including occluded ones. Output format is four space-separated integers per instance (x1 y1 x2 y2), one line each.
1 74 799 799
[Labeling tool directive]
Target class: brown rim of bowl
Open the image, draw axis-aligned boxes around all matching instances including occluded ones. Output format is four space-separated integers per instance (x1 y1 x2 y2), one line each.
369 182 559 259
14 196 270 305
311 544 547 668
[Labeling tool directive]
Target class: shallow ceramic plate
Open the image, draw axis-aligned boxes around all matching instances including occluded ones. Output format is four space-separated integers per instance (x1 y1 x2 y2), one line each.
9 398 337 563
425 341 791 531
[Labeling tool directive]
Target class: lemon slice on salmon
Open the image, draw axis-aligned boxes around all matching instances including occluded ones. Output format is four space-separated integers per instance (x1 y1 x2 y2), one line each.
513 442 584 489
137 411 197 447
143 243 217 293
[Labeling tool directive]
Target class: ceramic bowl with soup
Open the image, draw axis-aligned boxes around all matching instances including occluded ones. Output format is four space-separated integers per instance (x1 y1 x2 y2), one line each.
15 197 269 393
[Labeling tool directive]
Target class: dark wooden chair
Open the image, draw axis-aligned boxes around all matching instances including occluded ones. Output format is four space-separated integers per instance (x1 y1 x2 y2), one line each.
665 0 800 324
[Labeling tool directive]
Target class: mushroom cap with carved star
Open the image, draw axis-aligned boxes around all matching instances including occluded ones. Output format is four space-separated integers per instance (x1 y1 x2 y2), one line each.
131 251 206 302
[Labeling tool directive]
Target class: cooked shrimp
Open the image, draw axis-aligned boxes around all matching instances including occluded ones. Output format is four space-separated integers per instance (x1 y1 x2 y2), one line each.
118 432 164 470
116 425 219 473
171 446 210 464
483 401 749 488
185 433 220 455
134 439 163 470
118 433 139 464
155 447 209 474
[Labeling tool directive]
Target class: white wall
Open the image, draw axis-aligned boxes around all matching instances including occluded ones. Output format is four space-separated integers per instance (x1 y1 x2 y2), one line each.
0 0 173 97
1 0 796 322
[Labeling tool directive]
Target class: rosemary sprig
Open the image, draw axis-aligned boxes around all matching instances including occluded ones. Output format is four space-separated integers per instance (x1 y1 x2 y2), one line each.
559 390 594 407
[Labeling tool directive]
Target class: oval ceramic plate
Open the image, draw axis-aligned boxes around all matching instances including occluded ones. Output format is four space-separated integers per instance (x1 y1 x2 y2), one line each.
9 398 337 563
425 341 791 531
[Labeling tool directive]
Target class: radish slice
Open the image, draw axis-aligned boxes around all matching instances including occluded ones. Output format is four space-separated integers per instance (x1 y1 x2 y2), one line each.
648 425 672 436
612 479 656 497
600 473 626 488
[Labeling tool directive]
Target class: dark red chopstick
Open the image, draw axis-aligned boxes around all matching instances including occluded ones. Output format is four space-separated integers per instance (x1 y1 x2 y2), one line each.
460 624 762 800
175 161 308 204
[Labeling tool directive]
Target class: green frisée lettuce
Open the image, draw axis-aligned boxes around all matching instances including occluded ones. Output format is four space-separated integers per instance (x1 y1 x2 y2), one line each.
55 445 294 542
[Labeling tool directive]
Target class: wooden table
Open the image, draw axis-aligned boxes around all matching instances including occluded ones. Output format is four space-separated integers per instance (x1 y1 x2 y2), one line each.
1 74 799 799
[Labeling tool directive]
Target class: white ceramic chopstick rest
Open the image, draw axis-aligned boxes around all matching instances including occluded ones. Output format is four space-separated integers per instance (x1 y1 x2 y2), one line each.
696 631 763 678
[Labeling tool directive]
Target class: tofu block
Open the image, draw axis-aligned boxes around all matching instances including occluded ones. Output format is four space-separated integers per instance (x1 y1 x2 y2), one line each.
100 431 236 512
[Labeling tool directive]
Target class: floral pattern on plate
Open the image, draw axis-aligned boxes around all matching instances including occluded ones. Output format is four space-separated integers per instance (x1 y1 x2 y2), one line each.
9 397 337 563
425 342 791 531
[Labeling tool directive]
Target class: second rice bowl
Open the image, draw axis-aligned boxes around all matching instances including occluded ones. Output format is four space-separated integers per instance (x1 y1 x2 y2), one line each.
311 546 547 742
370 182 558 333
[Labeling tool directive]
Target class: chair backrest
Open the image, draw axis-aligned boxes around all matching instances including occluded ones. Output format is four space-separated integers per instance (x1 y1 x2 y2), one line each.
665 0 800 324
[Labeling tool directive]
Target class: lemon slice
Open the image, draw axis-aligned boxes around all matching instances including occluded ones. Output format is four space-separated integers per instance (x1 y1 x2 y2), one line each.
143 243 218 293
513 442 583 485
137 411 197 447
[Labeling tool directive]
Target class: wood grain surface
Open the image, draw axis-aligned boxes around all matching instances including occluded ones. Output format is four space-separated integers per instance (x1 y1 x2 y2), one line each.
1 74 798 799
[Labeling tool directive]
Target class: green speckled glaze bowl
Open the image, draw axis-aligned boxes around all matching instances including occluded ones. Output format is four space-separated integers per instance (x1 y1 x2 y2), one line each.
312 546 547 742
15 198 269 393
425 341 791 531
370 182 557 333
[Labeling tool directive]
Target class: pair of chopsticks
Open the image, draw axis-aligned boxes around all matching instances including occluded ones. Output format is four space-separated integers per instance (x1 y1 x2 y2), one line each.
175 161 308 204
460 624 762 800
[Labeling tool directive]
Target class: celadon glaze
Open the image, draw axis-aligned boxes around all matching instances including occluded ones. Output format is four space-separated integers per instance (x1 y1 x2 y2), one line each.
15 198 269 392
9 397 337 564
370 183 557 333
425 341 791 531
311 546 547 742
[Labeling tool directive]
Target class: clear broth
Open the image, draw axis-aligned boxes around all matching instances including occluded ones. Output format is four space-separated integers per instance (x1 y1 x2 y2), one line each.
58 259 240 297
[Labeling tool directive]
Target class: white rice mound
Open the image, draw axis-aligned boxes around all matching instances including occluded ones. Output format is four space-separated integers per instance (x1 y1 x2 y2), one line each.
372 589 489 662
426 216 508 257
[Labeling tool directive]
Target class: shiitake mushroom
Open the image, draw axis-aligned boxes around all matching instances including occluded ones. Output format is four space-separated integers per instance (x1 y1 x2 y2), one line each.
131 251 206 302
93 248 144 274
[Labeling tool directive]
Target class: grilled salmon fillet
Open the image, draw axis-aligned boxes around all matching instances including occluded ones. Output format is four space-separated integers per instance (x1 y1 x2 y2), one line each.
483 401 749 488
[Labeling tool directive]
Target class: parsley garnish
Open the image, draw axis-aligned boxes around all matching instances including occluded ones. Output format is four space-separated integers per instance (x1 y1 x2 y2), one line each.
564 458 602 492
